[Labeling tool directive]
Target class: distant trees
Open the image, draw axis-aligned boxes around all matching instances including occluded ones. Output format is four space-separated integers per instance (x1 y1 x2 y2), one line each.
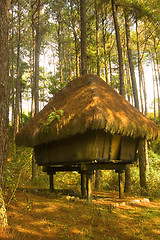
7 0 160 195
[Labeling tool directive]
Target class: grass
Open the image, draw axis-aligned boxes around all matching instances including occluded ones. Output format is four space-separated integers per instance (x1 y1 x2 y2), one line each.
1 188 160 240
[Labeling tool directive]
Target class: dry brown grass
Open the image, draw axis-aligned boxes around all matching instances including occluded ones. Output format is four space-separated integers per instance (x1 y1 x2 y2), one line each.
1 188 160 240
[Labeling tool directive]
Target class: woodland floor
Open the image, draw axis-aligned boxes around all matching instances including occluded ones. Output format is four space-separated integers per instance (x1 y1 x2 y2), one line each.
1 187 160 240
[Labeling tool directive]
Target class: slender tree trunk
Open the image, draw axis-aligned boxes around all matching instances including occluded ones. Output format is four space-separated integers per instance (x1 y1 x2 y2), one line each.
145 140 149 171
125 13 139 109
153 37 160 85
70 0 79 77
102 7 108 83
108 51 112 85
31 1 35 118
15 0 21 134
138 139 147 196
57 10 63 83
136 19 144 113
80 0 87 75
152 51 160 118
112 2 132 192
151 60 156 121
95 0 100 76
63 45 68 82
69 46 72 81
111 0 125 96
0 0 10 228
142 66 148 116
31 0 42 180
10 5 16 157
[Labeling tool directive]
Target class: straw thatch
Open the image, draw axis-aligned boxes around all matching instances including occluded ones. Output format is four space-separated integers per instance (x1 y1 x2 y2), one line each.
16 74 159 147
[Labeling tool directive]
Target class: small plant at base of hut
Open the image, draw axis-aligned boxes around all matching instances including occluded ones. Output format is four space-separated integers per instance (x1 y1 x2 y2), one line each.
42 107 64 133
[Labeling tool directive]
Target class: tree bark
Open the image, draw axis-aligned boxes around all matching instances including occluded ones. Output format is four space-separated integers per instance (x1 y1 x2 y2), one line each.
0 0 10 228
80 0 87 75
70 0 80 77
151 60 156 121
95 0 100 76
111 0 125 96
142 66 148 116
15 0 21 134
125 13 139 109
102 7 108 83
31 0 42 180
57 9 63 83
35 0 42 115
136 19 144 113
138 139 147 196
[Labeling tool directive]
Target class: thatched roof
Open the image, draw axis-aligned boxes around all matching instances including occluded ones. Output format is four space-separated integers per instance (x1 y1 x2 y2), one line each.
16 74 159 147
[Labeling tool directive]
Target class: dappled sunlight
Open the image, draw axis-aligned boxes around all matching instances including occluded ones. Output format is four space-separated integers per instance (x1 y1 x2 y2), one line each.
1 189 160 240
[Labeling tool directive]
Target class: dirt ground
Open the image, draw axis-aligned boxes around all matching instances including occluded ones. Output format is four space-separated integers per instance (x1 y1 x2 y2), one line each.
1 188 160 240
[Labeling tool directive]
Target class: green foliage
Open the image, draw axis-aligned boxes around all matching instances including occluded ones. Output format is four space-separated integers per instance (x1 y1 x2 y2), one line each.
150 137 160 155
101 150 160 198
21 112 31 125
42 107 64 133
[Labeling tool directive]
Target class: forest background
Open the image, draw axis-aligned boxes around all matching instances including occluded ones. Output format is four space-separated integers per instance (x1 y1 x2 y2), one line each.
0 0 160 232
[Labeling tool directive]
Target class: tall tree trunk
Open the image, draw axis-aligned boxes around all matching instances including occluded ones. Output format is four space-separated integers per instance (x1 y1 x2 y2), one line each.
70 0 79 77
15 0 21 134
31 0 35 118
95 0 100 76
34 0 42 114
63 44 68 82
31 0 42 180
111 0 125 96
108 51 112 85
102 6 108 83
0 0 10 228
153 37 160 85
138 139 147 196
10 5 16 157
136 19 144 113
152 60 156 121
80 0 87 75
125 13 139 109
152 51 160 118
112 1 132 192
142 66 148 116
57 10 63 83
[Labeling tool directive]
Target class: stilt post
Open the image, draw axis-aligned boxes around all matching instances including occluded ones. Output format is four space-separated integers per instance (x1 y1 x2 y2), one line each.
49 173 55 192
81 172 86 197
118 170 124 199
86 171 93 203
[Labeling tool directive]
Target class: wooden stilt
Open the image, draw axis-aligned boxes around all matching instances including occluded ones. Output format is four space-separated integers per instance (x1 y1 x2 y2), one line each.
81 172 86 197
86 172 93 203
118 171 124 199
49 174 54 192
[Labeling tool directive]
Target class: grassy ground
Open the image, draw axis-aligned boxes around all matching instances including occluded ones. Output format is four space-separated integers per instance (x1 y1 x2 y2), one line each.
1 188 160 240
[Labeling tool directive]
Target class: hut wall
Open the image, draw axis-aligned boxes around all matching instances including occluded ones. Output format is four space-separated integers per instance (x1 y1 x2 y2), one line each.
34 130 138 166
34 130 111 166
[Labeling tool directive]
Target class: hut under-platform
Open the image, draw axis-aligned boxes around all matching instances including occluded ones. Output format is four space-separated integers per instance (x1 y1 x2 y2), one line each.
16 74 159 200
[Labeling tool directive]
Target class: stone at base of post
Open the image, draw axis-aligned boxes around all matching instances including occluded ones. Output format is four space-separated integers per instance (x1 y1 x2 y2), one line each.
49 174 54 193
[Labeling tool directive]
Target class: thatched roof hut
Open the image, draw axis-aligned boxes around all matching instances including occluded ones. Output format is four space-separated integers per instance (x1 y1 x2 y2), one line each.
16 74 160 199
16 74 159 148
